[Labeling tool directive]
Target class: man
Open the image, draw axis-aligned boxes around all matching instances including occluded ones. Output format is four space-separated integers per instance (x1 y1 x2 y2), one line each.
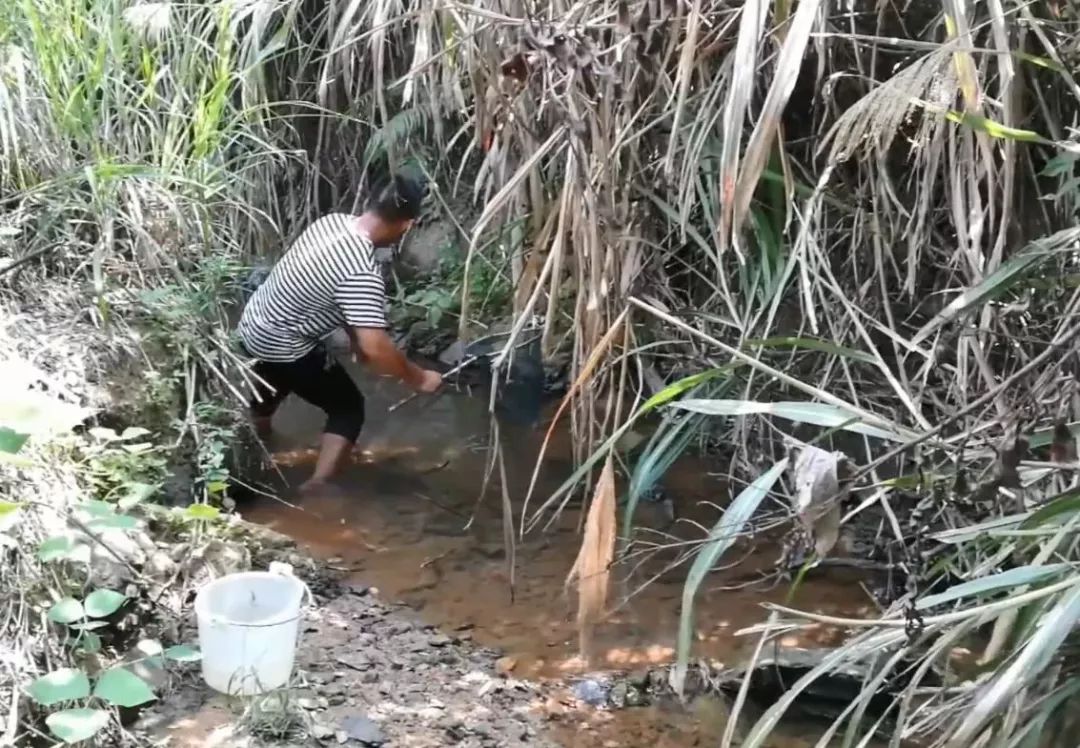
238 174 442 493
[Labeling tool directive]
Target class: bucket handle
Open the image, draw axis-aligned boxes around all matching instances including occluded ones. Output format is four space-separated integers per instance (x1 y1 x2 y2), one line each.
206 564 315 629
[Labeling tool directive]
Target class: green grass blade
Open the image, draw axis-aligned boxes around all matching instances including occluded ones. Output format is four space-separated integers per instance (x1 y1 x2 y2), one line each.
671 458 788 696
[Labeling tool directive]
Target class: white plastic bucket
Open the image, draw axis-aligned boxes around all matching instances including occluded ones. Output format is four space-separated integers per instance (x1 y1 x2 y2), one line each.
194 568 308 695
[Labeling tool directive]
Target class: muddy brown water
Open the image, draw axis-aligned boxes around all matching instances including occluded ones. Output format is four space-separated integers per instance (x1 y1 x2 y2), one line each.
241 363 879 747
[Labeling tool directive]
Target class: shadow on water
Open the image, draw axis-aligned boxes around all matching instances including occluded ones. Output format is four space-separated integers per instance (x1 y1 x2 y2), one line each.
240 360 883 747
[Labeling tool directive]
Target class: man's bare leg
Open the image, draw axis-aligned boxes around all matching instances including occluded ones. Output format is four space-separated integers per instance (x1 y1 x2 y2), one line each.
299 432 353 494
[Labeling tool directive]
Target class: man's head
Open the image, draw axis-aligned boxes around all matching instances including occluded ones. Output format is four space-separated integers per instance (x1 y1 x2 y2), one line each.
362 173 425 246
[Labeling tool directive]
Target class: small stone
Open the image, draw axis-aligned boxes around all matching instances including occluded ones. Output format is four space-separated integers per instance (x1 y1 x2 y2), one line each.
495 656 517 675
328 694 347 706
341 714 387 746
312 721 335 740
572 679 610 707
429 634 453 647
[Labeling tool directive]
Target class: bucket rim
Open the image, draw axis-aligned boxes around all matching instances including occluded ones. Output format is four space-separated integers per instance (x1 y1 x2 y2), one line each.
194 570 308 628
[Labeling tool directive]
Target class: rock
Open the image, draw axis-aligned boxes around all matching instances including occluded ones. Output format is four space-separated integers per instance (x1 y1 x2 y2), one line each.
428 634 453 647
145 550 177 579
572 678 610 707
495 657 517 675
340 714 386 746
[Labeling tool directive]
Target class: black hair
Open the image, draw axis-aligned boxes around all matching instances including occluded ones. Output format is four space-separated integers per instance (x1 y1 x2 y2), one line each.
368 173 425 222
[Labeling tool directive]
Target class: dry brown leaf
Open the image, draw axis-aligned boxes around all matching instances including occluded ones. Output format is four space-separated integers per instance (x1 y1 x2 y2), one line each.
792 444 849 558
565 457 616 664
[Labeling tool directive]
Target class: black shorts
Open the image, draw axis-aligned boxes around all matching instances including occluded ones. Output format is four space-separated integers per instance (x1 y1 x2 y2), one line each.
248 347 365 442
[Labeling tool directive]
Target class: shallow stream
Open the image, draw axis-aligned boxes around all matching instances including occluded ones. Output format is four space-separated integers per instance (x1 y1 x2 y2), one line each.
242 362 879 747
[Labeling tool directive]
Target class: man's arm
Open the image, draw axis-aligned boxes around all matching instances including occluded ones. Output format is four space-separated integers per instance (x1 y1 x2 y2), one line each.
349 327 442 393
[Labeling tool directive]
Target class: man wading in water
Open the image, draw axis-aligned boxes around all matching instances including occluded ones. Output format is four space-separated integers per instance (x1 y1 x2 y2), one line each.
238 174 443 493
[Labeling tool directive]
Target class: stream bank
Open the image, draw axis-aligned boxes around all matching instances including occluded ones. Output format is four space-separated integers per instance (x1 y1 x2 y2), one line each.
233 360 886 746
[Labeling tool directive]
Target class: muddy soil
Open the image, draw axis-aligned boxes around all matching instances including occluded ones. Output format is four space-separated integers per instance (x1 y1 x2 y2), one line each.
233 362 880 746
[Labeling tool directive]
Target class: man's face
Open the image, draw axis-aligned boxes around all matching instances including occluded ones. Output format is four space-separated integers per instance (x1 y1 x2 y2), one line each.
374 218 413 247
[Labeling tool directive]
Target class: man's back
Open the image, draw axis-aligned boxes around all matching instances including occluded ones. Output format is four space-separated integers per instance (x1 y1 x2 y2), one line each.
239 214 387 362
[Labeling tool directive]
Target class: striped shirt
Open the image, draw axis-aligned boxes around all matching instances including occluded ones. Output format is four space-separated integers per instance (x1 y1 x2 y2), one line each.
238 213 388 362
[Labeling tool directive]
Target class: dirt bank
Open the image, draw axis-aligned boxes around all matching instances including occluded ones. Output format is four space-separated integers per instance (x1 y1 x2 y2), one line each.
142 568 562 748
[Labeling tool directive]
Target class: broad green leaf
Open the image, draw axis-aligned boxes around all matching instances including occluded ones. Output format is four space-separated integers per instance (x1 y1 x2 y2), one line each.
46 708 109 744
745 336 875 363
48 598 85 624
38 535 77 562
0 501 21 521
88 427 119 441
93 667 157 708
0 426 28 454
672 459 789 696
205 481 228 495
27 668 91 705
164 644 202 662
84 589 126 618
673 398 911 442
916 565 1071 610
184 504 220 521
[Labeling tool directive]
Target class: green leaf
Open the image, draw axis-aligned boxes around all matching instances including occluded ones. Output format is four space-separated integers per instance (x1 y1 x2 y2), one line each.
27 668 91 706
0 426 28 454
916 565 1071 610
78 632 102 654
84 589 126 618
46 708 109 744
672 459 789 696
950 582 1080 744
93 667 157 708
205 481 228 495
48 598 85 624
639 368 731 413
945 109 1048 143
163 644 202 662
184 504 220 521
70 621 110 631
38 535 77 562
88 427 119 441
0 501 21 521
673 398 912 442
911 227 1080 344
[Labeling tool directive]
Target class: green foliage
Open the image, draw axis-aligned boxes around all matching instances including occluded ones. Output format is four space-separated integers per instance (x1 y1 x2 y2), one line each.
45 708 110 744
48 598 85 624
28 669 91 706
93 667 157 708
83 589 127 618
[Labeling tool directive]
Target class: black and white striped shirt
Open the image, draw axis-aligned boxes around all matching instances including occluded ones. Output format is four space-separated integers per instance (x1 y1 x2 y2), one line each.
238 213 387 362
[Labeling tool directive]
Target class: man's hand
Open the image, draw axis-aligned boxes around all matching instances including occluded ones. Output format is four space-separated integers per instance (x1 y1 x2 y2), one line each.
350 327 442 393
416 369 443 394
